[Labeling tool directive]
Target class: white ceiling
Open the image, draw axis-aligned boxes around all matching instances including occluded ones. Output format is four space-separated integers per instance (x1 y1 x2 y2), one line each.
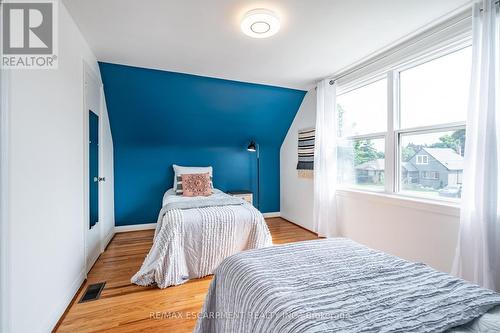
63 0 470 90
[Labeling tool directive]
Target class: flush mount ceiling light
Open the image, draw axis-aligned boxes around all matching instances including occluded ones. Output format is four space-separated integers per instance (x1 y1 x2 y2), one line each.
241 9 280 38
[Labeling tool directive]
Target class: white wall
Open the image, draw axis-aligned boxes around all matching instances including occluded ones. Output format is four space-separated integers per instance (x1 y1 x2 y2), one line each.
280 89 317 230
2 3 113 332
280 88 460 274
336 191 460 273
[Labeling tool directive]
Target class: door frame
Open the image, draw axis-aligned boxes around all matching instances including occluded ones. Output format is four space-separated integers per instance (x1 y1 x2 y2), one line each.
82 60 103 274
0 67 12 333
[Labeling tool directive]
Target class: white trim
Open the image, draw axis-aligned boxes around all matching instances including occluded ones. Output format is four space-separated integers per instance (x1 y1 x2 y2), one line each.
336 188 460 217
280 213 316 234
115 223 157 233
102 228 115 250
396 122 466 135
385 70 397 193
97 84 106 252
82 60 88 278
0 68 11 333
86 246 100 274
333 6 472 90
45 269 86 333
263 212 281 218
83 59 104 274
343 132 386 141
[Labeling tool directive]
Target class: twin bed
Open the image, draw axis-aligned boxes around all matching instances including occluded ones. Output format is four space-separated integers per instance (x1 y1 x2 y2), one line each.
132 188 272 288
132 165 500 332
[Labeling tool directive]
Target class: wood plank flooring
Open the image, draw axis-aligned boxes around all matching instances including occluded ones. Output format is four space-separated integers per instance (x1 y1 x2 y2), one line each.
55 217 318 333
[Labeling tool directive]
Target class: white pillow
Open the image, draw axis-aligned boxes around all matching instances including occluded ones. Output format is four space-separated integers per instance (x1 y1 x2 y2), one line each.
172 164 213 190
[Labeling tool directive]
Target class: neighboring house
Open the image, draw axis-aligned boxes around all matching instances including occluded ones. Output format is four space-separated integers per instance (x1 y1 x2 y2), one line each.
355 148 463 190
355 158 385 184
404 148 463 189
401 162 419 184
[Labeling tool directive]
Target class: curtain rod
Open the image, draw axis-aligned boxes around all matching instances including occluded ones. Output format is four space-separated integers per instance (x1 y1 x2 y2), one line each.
480 0 500 11
316 2 497 89
324 11 471 86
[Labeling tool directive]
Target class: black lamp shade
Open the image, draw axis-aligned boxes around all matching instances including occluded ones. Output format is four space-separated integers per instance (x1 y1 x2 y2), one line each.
247 141 257 152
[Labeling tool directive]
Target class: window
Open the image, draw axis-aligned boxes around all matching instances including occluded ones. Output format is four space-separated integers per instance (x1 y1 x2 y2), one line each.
421 171 439 179
336 78 387 137
337 79 387 191
399 129 465 199
337 137 385 191
398 47 470 200
400 47 472 128
415 155 429 165
336 45 471 202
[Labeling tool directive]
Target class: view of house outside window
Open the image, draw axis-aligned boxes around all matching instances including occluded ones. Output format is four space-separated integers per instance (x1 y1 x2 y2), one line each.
336 45 471 201
398 46 470 199
337 137 385 191
400 130 465 199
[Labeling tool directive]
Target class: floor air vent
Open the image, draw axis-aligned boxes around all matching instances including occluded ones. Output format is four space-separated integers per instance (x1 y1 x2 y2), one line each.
79 282 106 303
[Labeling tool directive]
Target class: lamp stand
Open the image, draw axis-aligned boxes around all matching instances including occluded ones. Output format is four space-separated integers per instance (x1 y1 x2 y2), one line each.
256 145 260 210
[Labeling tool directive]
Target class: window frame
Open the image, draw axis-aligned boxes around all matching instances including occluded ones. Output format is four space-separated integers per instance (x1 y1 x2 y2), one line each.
421 171 439 180
415 155 429 165
337 42 471 203
336 76 388 192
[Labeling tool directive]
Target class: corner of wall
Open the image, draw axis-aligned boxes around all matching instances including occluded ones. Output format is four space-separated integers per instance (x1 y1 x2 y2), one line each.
279 89 317 231
44 269 86 332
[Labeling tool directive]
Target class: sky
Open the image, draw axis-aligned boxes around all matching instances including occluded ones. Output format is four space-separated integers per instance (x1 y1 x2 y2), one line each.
336 46 471 150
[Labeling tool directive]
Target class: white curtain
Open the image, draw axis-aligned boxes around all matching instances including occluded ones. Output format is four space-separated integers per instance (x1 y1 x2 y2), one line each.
313 79 339 238
452 0 500 291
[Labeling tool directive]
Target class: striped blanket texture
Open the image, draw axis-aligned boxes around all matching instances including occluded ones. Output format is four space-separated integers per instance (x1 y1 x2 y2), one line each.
195 238 500 333
297 128 315 171
131 193 272 288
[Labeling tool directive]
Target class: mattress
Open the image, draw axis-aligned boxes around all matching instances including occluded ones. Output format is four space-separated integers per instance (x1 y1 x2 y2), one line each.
195 238 500 333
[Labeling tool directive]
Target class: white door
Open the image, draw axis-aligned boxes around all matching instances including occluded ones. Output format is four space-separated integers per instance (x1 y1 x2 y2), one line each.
84 62 115 273
84 65 102 272
99 85 115 252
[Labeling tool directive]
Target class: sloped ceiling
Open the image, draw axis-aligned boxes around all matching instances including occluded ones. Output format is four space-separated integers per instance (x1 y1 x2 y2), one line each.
100 63 305 148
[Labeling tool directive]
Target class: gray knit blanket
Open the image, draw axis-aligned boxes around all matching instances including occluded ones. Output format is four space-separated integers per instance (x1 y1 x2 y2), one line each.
195 238 500 333
131 193 272 288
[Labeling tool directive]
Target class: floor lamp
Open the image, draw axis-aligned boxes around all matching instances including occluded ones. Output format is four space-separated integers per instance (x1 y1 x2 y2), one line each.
247 141 260 209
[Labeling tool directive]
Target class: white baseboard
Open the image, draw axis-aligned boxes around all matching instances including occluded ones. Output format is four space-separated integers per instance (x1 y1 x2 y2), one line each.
263 212 281 218
86 246 101 274
279 214 316 234
102 228 115 251
47 269 86 332
115 223 156 233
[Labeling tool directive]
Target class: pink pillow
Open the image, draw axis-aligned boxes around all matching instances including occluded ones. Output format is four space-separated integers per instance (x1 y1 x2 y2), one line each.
181 173 213 197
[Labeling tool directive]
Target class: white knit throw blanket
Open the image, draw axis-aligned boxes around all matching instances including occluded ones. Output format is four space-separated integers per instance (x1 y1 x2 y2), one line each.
131 196 272 288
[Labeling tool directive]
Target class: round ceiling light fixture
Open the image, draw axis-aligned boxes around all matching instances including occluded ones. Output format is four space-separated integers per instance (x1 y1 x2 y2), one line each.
241 9 280 38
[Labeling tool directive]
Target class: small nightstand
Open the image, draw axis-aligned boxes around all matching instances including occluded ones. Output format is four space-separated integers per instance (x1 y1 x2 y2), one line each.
227 190 253 205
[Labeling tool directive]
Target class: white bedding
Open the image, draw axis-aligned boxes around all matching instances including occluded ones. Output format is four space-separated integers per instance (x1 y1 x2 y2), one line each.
131 189 272 288
162 188 222 206
195 238 500 333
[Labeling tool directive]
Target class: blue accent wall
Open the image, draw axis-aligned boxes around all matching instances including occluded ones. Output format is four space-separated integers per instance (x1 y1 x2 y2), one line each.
99 62 305 226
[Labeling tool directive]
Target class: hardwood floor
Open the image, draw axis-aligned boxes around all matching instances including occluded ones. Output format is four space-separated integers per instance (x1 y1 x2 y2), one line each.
55 217 318 333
